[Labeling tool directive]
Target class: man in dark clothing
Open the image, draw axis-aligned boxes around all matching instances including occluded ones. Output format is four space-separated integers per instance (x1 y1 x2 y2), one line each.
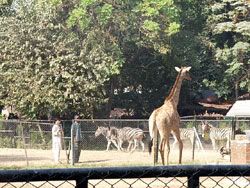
71 115 82 163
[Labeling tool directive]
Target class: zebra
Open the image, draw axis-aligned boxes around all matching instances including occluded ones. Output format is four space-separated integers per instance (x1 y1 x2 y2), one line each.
95 126 120 151
172 128 201 149
201 121 231 150
108 127 145 152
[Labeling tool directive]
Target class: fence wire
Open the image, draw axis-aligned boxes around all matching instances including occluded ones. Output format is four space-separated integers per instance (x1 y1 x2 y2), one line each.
0 118 249 167
0 165 250 188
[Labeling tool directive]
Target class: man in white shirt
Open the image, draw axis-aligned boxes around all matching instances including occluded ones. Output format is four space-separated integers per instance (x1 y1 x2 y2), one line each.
52 119 62 163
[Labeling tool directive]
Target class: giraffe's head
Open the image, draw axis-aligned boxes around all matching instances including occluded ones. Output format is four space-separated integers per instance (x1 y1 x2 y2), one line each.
175 66 192 80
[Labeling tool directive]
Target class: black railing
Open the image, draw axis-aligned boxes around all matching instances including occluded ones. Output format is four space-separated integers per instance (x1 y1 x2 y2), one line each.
0 165 250 188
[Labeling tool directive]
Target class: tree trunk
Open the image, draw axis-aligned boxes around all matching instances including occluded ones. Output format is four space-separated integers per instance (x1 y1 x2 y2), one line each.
235 81 239 100
106 77 115 118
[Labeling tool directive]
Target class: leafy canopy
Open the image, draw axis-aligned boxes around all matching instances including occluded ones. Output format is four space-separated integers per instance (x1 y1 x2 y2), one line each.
202 0 250 99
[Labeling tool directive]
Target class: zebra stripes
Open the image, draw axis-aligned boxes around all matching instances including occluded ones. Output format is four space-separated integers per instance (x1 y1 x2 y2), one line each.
115 127 145 152
172 128 200 149
95 126 145 152
95 126 120 151
201 121 231 150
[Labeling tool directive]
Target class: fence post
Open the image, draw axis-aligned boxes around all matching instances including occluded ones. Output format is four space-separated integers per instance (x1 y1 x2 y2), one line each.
188 175 199 188
192 116 197 161
20 122 29 166
71 123 75 166
232 117 236 140
192 128 196 161
75 178 88 188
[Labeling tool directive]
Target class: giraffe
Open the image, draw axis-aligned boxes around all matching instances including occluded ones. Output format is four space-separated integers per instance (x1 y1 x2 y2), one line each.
148 66 191 165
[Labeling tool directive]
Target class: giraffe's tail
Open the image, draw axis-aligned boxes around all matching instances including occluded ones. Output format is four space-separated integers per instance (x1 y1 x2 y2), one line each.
148 111 156 155
148 138 153 155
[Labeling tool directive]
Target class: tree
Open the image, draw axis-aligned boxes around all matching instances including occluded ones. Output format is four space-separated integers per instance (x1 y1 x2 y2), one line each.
0 0 123 118
0 0 13 16
64 0 182 117
110 0 213 117
202 0 250 100
2 0 235 119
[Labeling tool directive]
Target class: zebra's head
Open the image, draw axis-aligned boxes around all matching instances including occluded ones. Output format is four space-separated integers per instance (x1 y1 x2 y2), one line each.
95 126 106 137
201 121 212 138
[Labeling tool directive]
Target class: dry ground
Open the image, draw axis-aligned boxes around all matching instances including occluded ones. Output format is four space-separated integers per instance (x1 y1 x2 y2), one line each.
1 148 249 188
0 147 229 168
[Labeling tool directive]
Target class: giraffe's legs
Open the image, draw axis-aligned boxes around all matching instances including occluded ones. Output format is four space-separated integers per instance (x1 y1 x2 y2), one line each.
179 140 183 164
164 137 170 165
152 137 157 165
172 129 183 164
159 137 166 165
172 135 178 150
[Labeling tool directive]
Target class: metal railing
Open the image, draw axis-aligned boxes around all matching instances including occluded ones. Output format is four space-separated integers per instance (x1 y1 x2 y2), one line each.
0 165 250 187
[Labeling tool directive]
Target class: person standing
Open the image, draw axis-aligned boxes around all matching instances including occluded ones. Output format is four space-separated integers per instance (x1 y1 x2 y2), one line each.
71 115 82 163
52 119 62 163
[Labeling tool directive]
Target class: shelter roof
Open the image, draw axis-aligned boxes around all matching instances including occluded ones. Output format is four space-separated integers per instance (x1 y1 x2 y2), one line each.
226 100 250 117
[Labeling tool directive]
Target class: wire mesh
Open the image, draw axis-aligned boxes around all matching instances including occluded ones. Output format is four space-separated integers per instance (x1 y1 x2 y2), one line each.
0 165 250 188
88 177 188 188
0 118 249 167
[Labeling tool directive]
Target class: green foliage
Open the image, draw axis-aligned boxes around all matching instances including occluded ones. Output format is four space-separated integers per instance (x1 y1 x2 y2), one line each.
143 20 160 32
217 121 230 128
67 0 114 29
0 137 14 148
67 7 90 30
133 0 180 52
106 0 213 117
2 0 247 119
14 137 23 149
97 4 113 25
66 0 181 55
202 0 250 99
0 0 124 118
185 121 195 128
0 0 8 4
1 0 185 118
237 121 250 131
167 22 180 36
30 131 51 149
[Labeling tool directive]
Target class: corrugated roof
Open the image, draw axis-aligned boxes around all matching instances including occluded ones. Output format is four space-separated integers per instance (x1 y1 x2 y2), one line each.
226 100 250 117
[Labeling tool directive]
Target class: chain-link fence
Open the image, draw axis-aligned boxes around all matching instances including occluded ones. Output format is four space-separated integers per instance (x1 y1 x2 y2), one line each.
0 120 54 149
72 119 149 151
0 118 249 167
0 165 250 187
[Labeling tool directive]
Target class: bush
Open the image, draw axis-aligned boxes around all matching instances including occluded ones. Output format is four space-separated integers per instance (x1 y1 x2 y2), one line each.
0 137 14 148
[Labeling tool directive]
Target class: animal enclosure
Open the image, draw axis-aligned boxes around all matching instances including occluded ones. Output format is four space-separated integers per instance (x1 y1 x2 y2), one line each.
0 118 249 167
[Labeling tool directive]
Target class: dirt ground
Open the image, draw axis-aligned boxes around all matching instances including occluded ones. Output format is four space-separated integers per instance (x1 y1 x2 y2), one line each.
0 146 230 168
1 148 248 188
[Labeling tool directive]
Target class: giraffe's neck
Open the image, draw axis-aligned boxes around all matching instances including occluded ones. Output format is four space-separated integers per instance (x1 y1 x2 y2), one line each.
164 71 183 107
